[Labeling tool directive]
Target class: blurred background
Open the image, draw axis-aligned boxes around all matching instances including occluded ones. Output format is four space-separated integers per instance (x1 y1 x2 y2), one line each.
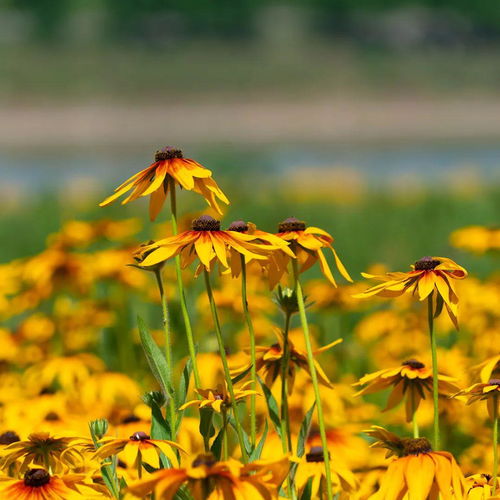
1 0 499 272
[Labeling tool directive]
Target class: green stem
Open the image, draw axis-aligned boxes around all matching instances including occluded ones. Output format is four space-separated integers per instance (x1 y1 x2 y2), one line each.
169 177 201 390
410 387 419 438
203 269 249 463
493 394 498 495
240 255 256 447
154 269 177 432
280 312 293 453
427 294 440 450
222 408 229 461
292 260 333 500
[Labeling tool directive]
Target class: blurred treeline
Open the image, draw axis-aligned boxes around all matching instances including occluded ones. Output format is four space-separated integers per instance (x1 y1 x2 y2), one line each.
3 0 500 46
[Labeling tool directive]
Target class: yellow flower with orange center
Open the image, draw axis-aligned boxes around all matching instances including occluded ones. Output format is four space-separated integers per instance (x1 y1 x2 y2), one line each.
353 256 467 328
354 359 460 421
180 382 259 414
269 217 352 288
93 431 184 469
99 147 229 220
127 453 289 500
136 215 275 274
365 427 466 500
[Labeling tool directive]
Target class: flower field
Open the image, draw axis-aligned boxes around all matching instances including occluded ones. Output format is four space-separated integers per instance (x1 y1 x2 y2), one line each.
0 147 499 499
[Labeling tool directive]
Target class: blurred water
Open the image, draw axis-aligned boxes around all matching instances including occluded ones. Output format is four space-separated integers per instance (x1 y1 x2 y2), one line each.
1 141 500 193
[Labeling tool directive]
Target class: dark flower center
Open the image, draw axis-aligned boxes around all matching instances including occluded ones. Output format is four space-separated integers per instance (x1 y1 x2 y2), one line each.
192 453 217 468
227 220 248 233
402 359 425 370
402 437 432 456
214 393 224 400
44 412 60 421
306 446 330 463
129 431 150 441
482 473 492 482
122 414 141 424
154 146 183 161
488 379 500 386
24 469 51 487
278 217 306 233
0 431 20 445
414 257 441 271
192 215 221 231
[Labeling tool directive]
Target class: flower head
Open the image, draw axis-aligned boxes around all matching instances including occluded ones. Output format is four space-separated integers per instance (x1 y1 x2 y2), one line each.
179 382 259 413
99 147 229 220
93 431 185 469
269 217 352 288
354 359 460 421
453 379 500 419
127 453 289 500
365 427 467 499
135 215 274 274
353 256 467 328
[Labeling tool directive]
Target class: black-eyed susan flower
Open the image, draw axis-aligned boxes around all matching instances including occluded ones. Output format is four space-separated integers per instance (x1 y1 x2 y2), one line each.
0 433 84 473
294 446 358 499
450 225 500 255
99 147 229 220
453 379 500 419
0 468 109 499
366 427 466 500
180 382 259 413
354 359 460 421
232 329 342 393
466 473 495 499
127 453 289 500
354 256 467 328
136 215 272 273
269 217 352 288
93 431 184 469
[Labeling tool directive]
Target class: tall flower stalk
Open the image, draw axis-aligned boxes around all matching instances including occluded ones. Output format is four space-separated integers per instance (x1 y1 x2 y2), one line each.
240 254 257 446
493 393 498 495
292 259 334 500
203 269 249 463
427 294 440 450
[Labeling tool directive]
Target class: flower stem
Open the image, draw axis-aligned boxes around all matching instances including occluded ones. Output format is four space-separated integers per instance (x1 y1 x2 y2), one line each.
493 394 498 495
169 177 201 390
240 255 256 447
222 408 229 461
280 312 293 453
292 260 333 500
427 294 440 450
203 269 249 463
154 268 177 433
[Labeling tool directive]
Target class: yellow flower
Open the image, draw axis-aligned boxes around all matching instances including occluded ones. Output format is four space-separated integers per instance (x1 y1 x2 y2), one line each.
127 453 289 500
93 431 184 469
136 215 273 274
453 379 500 419
450 225 500 254
354 359 460 421
232 329 342 393
475 355 500 383
0 433 85 473
354 256 467 328
466 473 495 499
269 217 352 288
294 446 358 498
0 468 110 499
99 147 229 220
180 382 259 413
365 428 466 500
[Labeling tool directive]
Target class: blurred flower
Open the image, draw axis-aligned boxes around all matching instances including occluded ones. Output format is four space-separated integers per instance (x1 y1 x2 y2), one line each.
453 379 500 419
99 147 229 220
354 256 467 328
475 355 500 383
450 226 500 254
270 217 352 288
354 359 460 421
466 473 495 499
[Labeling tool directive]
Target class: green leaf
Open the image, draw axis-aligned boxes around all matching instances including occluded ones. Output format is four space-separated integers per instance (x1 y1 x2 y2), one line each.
228 411 253 458
249 420 268 461
151 401 172 441
199 407 216 441
210 426 225 461
299 477 313 500
258 377 282 438
231 365 251 385
178 358 192 407
296 402 315 458
137 315 173 399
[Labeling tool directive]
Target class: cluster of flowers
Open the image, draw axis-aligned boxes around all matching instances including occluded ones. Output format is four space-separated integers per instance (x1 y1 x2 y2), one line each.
0 146 498 499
